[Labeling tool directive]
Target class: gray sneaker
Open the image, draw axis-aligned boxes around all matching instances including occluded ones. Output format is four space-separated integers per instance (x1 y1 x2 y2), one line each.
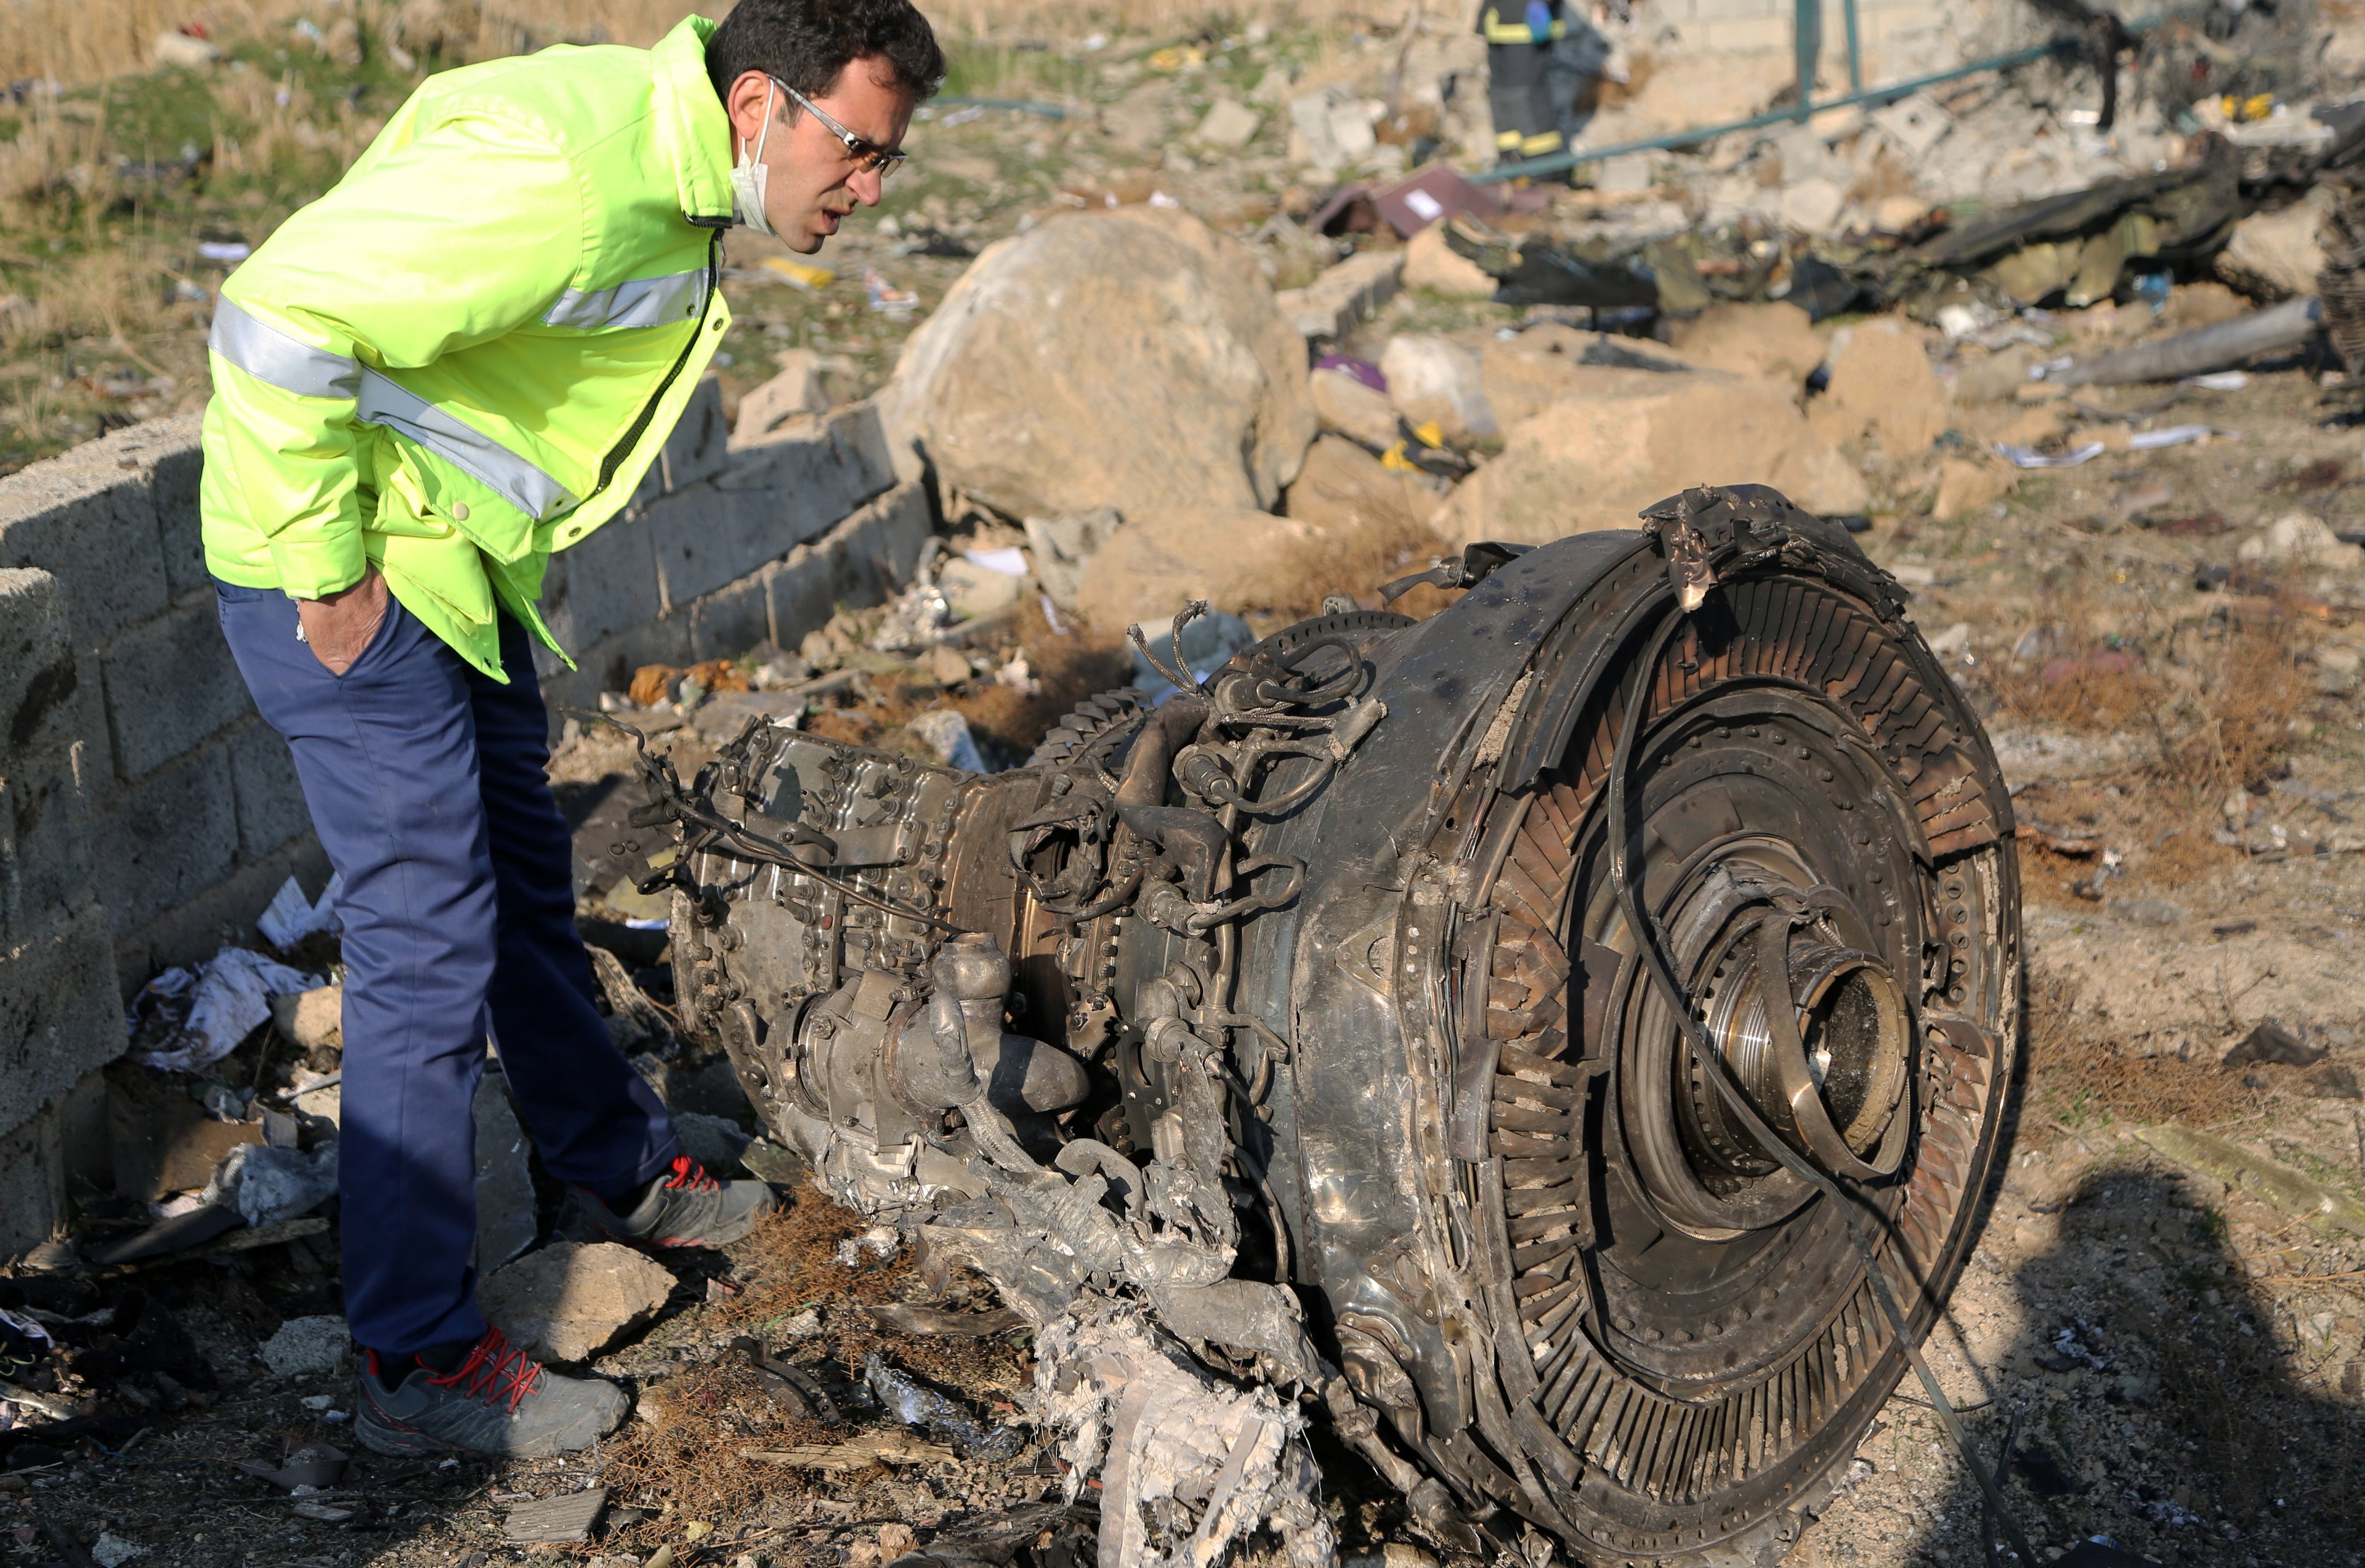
576 1154 776 1248
354 1329 629 1458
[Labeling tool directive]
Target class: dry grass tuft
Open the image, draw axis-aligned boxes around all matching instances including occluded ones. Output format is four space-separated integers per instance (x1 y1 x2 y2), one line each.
600 1189 1029 1540
2024 961 2264 1130
1985 583 2320 805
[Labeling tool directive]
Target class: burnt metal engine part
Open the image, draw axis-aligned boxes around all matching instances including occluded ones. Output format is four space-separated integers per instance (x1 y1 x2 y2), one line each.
642 486 2024 1568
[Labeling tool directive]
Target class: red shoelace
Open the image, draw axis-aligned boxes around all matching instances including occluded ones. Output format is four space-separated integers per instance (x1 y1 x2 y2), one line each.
424 1327 544 1413
661 1154 718 1192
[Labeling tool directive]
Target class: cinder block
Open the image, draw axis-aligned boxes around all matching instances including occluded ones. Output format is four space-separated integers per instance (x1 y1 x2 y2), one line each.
0 757 95 948
579 612 695 698
227 716 311 861
151 441 208 597
101 596 252 781
625 374 732 512
0 901 124 1134
688 570 775 661
650 426 897 612
93 738 240 937
541 512 663 652
0 439 176 642
111 835 325 990
0 568 78 755
822 401 897 499
763 481 934 649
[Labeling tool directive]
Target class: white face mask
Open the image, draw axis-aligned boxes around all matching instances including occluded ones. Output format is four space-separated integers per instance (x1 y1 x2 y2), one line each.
730 76 778 237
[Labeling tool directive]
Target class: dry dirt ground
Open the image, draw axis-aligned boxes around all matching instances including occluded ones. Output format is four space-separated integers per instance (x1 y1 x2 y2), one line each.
14 361 2365 1568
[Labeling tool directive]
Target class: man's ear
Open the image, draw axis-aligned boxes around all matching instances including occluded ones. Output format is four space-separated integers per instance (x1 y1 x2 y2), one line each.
724 69 778 145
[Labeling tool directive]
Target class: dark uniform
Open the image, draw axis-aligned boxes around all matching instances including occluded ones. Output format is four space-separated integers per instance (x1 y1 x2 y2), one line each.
1478 0 1567 164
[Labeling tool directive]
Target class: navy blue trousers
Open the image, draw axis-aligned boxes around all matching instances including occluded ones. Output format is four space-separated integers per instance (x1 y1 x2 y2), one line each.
216 581 678 1354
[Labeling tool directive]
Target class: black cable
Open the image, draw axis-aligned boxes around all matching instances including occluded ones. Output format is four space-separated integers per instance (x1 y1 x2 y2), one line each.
1604 605 2044 1568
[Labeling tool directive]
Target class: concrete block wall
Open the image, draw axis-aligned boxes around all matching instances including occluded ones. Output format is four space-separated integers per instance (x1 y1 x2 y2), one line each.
0 568 124 1255
0 379 932 1250
0 415 319 991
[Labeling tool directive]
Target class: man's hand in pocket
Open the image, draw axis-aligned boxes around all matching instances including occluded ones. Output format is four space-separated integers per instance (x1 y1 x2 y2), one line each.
296 565 389 675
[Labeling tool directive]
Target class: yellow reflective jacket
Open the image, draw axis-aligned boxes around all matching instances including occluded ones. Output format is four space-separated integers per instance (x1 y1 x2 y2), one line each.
200 15 736 679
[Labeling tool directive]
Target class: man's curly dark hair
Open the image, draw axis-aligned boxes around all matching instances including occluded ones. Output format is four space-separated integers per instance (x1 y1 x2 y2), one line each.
706 0 946 108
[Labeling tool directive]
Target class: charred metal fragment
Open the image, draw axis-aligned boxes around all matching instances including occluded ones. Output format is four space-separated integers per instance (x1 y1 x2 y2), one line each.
655 485 2022 1568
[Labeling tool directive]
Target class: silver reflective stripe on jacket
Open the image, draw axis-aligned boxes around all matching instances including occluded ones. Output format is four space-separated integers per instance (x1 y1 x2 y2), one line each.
211 296 577 522
540 267 706 330
209 297 361 400
354 371 577 521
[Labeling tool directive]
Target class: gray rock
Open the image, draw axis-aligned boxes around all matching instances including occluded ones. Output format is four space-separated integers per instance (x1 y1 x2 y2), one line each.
474 1072 538 1274
879 209 1314 523
2116 899 2186 927
260 1314 350 1378
269 984 342 1052
478 1242 675 1364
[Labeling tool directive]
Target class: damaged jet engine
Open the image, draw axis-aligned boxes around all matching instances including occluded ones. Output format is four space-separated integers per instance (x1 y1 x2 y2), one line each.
636 485 2023 1568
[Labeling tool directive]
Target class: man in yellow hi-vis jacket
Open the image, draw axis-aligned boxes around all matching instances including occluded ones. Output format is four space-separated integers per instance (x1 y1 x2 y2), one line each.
202 0 941 1458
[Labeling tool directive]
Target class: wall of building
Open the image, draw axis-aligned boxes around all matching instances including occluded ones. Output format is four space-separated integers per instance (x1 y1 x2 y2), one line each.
0 381 932 1250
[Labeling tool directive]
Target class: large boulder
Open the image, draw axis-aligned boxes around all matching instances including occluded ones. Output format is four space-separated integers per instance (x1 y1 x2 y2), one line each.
1666 302 1825 394
2215 196 2328 302
881 209 1316 520
1479 323 1693 427
1433 368 1870 546
1072 509 1317 631
1808 317 1951 458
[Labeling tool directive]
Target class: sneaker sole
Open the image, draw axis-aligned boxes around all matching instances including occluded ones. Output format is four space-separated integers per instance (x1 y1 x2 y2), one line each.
355 1389 631 1460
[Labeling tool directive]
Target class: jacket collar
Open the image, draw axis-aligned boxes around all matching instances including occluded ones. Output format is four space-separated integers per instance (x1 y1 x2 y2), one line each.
653 15 734 225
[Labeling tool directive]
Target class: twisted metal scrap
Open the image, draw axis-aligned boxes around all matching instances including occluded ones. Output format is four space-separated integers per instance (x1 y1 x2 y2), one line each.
1034 1301 1335 1568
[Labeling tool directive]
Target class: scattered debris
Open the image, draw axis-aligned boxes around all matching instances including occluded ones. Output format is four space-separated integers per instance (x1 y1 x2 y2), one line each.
232 1441 347 1492
738 1430 955 1471
2223 1018 2328 1067
257 1316 349 1379
503 1487 607 1545
127 949 320 1073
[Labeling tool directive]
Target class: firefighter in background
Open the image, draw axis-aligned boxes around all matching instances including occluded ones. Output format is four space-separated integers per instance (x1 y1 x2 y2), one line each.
1479 0 1567 165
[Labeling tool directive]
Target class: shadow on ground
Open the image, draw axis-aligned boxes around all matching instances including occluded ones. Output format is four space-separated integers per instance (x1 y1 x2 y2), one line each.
1894 1166 2365 1566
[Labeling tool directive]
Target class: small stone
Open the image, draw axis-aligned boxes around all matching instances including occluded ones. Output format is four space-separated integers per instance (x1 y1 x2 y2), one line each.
479 1243 676 1364
1780 178 1846 235
269 985 342 1053
1380 333 1497 441
1308 365 1400 448
1401 223 1495 301
261 1316 352 1379
1194 98 1261 150
91 1537 144 1568
2116 899 2186 928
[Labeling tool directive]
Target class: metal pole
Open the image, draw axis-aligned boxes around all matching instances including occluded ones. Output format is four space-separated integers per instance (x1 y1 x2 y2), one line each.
1792 0 1822 123
1468 34 2075 183
1843 0 1864 93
